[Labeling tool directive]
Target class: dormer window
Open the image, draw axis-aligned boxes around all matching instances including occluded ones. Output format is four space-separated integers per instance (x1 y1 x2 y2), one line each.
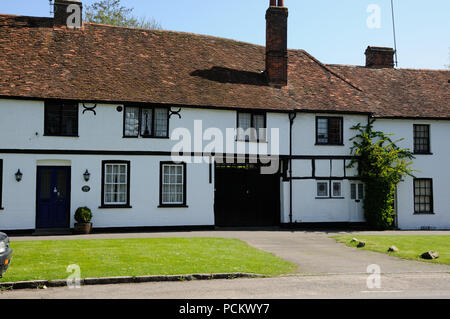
124 106 169 138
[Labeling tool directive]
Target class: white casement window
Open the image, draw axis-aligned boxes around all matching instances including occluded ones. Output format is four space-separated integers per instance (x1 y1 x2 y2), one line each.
103 162 129 207
316 182 329 198
161 163 186 206
351 183 364 200
331 181 342 198
317 181 344 198
237 112 266 142
124 106 169 138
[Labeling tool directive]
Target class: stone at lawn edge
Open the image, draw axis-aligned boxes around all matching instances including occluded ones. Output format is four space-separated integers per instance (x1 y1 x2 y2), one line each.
357 241 366 248
420 251 439 260
388 246 399 252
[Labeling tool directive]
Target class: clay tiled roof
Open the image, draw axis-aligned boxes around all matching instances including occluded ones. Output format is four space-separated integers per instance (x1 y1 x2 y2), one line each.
0 14 448 118
0 15 373 114
328 65 450 119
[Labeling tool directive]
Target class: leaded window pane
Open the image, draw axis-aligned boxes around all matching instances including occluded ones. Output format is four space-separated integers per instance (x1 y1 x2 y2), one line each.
154 108 168 137
61 104 78 136
317 117 342 145
351 184 357 200
332 182 342 197
237 113 266 142
317 182 328 197
358 184 364 200
317 118 329 144
124 107 139 137
141 108 153 136
237 113 252 141
254 114 266 141
45 101 78 136
328 118 342 144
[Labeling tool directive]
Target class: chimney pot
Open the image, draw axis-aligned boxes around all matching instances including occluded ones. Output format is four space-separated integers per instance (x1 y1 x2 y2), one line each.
365 46 395 69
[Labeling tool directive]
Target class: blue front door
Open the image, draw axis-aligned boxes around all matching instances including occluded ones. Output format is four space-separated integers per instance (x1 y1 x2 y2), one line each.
36 167 71 229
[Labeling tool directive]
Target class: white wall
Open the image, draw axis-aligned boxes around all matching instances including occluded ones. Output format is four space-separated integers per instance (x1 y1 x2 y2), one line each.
283 157 364 224
291 113 368 155
374 119 450 229
0 99 290 156
283 113 366 224
1 99 449 230
0 154 214 230
0 99 289 230
288 179 364 223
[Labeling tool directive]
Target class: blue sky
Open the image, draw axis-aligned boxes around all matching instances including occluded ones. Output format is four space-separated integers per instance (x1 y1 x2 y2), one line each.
1 0 449 69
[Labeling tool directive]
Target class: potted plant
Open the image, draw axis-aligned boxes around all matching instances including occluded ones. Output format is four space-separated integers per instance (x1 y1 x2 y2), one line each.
73 207 93 234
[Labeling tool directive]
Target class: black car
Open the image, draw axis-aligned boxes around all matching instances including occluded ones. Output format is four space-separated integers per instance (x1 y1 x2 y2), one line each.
0 232 12 278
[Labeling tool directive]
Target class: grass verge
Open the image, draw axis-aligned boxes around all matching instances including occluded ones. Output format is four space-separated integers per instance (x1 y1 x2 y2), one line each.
1 237 297 282
333 235 450 265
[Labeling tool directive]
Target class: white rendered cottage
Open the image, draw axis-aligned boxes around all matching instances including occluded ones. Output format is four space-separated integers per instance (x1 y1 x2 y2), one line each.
0 1 449 232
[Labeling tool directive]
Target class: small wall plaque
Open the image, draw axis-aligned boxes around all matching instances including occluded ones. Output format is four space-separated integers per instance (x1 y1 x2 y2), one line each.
82 186 91 193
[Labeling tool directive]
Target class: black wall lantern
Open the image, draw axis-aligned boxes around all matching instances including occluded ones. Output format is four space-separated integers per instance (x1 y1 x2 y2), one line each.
15 169 23 182
83 169 91 182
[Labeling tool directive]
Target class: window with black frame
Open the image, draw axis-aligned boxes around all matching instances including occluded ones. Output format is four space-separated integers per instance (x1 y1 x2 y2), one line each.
44 101 78 136
351 183 364 201
159 162 187 207
414 178 433 214
124 106 169 138
101 161 131 208
414 124 431 154
316 117 343 145
237 112 266 142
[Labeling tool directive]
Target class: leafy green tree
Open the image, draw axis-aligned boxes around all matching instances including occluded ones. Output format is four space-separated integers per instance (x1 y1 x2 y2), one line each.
85 0 162 30
348 120 415 229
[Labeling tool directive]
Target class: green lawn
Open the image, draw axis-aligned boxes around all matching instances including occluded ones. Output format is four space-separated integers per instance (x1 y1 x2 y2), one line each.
333 235 450 265
1 237 297 283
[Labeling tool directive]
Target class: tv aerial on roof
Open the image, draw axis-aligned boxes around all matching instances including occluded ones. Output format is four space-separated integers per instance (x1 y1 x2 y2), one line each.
391 0 399 67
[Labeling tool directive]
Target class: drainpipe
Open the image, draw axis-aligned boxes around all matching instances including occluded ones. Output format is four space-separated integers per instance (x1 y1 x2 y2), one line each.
288 112 297 225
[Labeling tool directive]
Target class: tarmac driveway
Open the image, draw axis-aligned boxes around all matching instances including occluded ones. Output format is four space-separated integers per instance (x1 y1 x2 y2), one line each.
228 230 450 274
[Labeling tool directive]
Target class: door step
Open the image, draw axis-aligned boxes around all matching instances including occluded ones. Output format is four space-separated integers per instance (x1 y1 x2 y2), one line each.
32 228 73 236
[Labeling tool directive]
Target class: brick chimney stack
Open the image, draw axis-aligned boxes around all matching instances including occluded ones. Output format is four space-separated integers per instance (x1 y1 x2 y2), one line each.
266 0 288 87
54 0 83 28
365 46 395 69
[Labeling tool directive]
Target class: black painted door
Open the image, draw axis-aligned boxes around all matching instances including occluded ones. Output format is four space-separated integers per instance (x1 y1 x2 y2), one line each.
36 167 71 229
214 164 280 227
